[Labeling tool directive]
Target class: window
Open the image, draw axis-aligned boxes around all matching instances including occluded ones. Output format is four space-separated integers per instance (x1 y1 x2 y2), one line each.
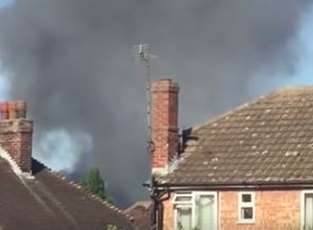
173 192 217 230
301 191 313 230
238 192 255 223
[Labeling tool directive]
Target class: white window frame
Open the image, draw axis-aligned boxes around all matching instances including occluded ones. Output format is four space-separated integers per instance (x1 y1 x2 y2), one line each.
301 190 313 230
238 191 255 224
173 191 218 230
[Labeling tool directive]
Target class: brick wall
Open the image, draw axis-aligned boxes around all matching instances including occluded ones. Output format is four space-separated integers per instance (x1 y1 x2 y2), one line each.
0 101 33 173
220 190 300 230
162 194 174 230
151 79 179 175
162 190 301 230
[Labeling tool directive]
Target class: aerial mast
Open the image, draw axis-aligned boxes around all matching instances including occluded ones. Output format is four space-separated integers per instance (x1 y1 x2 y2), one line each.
136 44 161 230
137 43 153 155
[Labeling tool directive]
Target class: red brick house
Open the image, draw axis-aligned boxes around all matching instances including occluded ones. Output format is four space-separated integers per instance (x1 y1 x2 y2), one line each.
0 101 135 230
150 79 313 230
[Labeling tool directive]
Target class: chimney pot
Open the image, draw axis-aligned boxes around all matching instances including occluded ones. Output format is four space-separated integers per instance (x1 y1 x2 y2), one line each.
15 101 27 119
0 102 9 120
8 101 17 119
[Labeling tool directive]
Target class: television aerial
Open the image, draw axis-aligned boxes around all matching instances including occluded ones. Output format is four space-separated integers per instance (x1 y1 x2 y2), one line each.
136 43 158 65
135 43 158 155
135 43 160 230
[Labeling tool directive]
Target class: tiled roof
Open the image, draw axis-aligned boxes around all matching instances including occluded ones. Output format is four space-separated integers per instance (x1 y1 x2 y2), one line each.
161 87 313 186
124 201 152 230
0 157 135 230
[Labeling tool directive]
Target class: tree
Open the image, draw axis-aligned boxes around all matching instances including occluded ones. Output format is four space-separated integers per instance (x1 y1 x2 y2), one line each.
81 168 114 203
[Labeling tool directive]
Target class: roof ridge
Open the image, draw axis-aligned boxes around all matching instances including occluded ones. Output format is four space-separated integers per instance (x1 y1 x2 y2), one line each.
191 93 268 132
47 168 134 222
277 85 313 91
0 147 33 179
124 200 152 214
29 157 134 222
273 85 313 97
190 85 313 132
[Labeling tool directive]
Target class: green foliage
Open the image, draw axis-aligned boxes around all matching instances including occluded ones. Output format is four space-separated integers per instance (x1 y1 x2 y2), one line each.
81 168 114 203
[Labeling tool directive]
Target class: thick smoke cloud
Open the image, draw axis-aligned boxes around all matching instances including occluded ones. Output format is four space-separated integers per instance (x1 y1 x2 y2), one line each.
0 0 311 206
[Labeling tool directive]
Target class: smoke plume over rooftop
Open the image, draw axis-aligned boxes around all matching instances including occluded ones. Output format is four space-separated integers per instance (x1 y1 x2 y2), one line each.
0 0 312 205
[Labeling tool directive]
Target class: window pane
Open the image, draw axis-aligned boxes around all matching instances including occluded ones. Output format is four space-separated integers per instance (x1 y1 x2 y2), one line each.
305 194 313 230
195 195 215 229
241 207 253 220
177 207 192 230
242 194 252 203
176 192 192 195
175 196 192 202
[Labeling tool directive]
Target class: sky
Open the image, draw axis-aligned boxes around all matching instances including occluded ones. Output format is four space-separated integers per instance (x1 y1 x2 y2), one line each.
0 0 12 8
0 0 313 206
0 0 12 100
284 7 313 85
248 4 313 94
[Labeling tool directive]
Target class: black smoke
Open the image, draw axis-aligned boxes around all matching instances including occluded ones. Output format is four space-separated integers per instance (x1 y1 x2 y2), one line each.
0 0 311 206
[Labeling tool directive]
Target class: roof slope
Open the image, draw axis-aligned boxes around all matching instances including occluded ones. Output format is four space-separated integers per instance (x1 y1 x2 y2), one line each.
161 87 313 186
0 158 134 230
124 201 152 230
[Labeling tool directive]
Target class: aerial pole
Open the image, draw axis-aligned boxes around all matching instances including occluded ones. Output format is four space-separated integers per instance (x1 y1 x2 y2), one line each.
137 43 153 154
136 44 161 230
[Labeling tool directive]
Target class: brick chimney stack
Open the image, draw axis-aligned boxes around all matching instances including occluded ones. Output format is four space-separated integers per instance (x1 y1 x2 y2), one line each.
0 101 33 173
151 79 179 175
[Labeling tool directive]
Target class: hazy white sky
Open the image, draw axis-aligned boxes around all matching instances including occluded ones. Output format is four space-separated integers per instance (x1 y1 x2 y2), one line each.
0 0 13 9
288 6 313 84
249 5 313 95
0 0 13 99
0 63 10 99
37 129 93 172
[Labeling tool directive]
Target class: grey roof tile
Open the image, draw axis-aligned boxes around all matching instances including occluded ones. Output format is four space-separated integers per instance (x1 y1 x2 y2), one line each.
161 86 313 186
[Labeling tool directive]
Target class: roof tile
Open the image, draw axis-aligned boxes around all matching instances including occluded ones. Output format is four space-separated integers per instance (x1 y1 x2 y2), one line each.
161 87 313 186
